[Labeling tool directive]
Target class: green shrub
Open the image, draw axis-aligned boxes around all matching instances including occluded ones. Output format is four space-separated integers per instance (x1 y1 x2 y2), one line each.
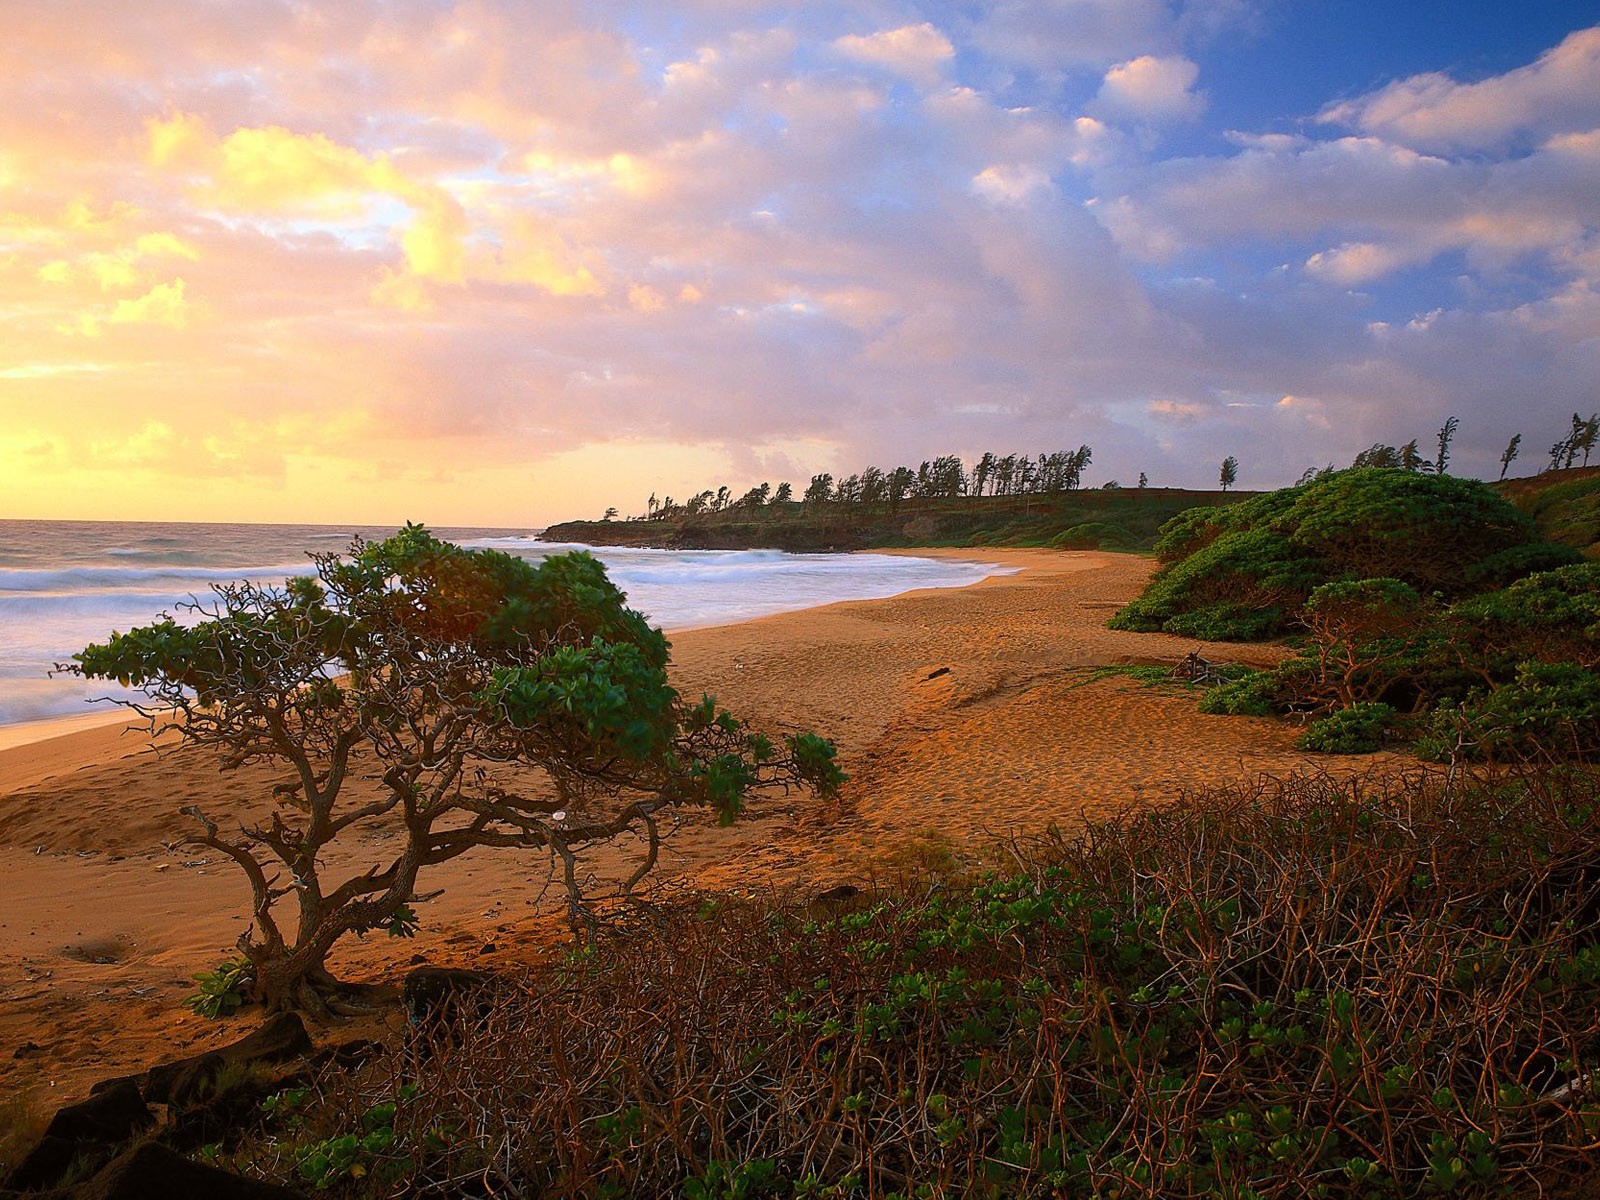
1115 469 1555 642
1109 528 1320 638
1284 469 1538 595
1197 671 1277 716
1449 562 1600 673
1463 540 1583 590
1419 663 1600 762
1295 703 1396 754
1050 522 1134 551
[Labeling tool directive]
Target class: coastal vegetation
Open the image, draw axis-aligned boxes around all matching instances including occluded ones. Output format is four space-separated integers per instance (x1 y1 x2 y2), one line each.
64 525 842 1014
1111 466 1599 759
177 768 1600 1197
13 456 1600 1197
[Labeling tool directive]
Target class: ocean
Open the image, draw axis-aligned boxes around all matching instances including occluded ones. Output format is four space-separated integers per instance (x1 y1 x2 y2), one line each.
0 520 1013 728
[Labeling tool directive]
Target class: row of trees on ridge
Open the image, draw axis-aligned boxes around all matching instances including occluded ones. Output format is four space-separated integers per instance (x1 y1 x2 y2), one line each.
638 447 1095 521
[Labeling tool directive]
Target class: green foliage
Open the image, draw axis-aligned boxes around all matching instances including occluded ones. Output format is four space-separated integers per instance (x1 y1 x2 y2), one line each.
683 1159 786 1200
1295 703 1395 754
1420 664 1600 762
295 1092 411 1190
1117 472 1595 760
1050 522 1134 551
1197 671 1277 717
1462 540 1583 590
1108 528 1320 639
186 957 254 1020
1285 469 1536 593
1449 562 1600 673
1191 563 1600 760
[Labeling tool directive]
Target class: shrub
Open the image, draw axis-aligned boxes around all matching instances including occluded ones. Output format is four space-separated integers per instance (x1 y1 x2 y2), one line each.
1449 562 1600 674
1197 671 1278 717
1463 541 1583 590
67 526 842 1012
1115 469 1555 641
1050 522 1134 551
1108 528 1321 638
1420 663 1600 762
1284 469 1538 594
1295 702 1396 754
187 957 255 1020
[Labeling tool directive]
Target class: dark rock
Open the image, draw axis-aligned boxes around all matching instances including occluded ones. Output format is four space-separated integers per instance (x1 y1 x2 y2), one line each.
143 1013 311 1105
814 884 862 904
12 1041 42 1059
70 1141 307 1199
923 666 951 681
6 1134 92 1192
477 941 497 955
402 967 492 1036
3 1080 152 1191
43 1080 153 1145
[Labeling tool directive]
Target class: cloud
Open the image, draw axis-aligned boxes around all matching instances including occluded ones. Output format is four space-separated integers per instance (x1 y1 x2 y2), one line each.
1322 24 1600 152
1101 132 1599 287
1093 55 1204 124
1 1 1597 523
971 164 1054 205
833 23 955 87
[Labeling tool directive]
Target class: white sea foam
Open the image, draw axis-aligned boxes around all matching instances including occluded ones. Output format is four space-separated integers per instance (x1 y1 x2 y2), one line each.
0 521 1015 726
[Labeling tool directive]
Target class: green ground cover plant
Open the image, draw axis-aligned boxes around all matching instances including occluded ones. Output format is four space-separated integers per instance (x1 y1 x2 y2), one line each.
211 767 1600 1198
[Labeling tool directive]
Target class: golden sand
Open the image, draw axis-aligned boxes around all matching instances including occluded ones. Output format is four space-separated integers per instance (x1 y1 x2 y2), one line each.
0 549 1401 1101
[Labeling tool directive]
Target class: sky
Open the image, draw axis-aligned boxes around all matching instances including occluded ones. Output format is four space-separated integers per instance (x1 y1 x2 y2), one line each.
2 1 1599 526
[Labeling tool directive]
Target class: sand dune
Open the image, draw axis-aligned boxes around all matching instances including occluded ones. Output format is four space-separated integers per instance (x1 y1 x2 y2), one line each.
0 549 1403 1103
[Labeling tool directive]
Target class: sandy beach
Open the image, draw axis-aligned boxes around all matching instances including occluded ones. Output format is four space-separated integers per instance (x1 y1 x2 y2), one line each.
0 548 1402 1104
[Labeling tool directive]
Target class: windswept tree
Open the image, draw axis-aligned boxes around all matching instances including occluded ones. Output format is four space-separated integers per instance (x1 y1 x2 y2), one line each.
772 481 793 505
1220 455 1239 492
803 474 833 509
1401 439 1427 474
1434 416 1460 475
1577 413 1600 468
1500 434 1522 481
887 466 916 511
66 527 842 1013
859 465 887 509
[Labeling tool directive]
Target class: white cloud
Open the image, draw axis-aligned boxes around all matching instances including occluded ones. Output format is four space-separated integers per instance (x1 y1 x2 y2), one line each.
1322 24 1600 152
971 163 1053 205
833 23 954 87
1093 55 1204 124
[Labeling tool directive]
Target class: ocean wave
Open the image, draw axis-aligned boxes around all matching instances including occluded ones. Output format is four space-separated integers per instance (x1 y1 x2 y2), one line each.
0 562 313 594
0 538 1015 728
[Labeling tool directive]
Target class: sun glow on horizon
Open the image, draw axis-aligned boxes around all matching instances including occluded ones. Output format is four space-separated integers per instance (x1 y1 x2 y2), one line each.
2 4 1598 524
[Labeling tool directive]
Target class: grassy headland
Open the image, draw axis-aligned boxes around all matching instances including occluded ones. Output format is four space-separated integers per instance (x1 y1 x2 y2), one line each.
544 487 1248 554
545 466 1600 558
